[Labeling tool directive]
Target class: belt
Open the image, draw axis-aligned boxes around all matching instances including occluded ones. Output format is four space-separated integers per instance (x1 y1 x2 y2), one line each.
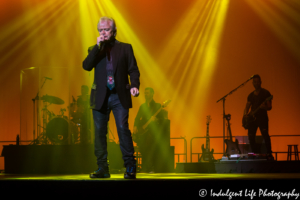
107 87 117 94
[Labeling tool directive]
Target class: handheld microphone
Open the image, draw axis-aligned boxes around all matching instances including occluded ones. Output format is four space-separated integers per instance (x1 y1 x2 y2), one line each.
98 41 106 50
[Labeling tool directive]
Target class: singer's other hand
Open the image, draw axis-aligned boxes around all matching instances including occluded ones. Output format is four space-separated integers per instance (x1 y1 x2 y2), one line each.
130 87 139 97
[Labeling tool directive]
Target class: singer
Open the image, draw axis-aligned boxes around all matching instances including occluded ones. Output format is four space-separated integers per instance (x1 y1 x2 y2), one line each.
83 16 140 179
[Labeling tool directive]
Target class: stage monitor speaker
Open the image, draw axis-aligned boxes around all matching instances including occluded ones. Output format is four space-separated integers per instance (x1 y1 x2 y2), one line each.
236 136 266 154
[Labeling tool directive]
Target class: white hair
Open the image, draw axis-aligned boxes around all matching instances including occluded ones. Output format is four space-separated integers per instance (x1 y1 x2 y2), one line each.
97 16 117 36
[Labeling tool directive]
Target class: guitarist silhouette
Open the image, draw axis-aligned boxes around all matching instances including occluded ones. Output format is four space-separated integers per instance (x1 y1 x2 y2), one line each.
243 74 273 160
132 87 169 172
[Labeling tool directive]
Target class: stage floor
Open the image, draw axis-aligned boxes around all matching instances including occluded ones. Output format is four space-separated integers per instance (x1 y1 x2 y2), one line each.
1 172 300 180
1 173 299 198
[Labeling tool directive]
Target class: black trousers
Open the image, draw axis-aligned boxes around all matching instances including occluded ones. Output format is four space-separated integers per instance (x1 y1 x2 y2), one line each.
92 90 136 169
248 118 272 154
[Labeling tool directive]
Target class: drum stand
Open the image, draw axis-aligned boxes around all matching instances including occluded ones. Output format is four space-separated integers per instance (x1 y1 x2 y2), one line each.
30 101 51 145
41 102 51 144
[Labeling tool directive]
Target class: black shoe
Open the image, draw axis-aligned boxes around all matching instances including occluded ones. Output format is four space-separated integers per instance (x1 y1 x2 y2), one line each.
124 165 136 179
90 168 110 178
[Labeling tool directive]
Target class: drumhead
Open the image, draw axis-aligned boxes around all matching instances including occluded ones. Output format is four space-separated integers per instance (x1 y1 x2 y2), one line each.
46 117 69 144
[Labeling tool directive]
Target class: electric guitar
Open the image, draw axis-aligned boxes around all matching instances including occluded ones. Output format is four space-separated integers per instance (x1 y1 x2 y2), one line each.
133 100 171 142
242 95 273 129
224 114 241 157
199 115 215 162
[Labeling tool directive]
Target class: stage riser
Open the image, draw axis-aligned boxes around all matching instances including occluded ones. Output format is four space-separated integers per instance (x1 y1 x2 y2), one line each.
1 144 121 174
1 144 174 174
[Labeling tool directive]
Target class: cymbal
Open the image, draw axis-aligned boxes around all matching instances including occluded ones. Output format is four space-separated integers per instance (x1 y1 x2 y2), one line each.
40 95 64 105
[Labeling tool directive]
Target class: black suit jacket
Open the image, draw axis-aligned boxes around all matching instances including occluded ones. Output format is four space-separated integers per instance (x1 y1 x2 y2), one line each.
82 40 140 110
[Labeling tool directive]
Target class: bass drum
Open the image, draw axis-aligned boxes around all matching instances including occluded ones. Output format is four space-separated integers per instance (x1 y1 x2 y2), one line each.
46 117 78 144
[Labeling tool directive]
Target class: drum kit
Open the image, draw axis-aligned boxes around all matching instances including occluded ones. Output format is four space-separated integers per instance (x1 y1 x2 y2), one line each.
31 94 86 145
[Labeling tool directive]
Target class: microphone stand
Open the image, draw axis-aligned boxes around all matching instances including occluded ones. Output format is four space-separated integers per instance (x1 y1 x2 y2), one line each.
216 76 253 158
31 77 49 145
